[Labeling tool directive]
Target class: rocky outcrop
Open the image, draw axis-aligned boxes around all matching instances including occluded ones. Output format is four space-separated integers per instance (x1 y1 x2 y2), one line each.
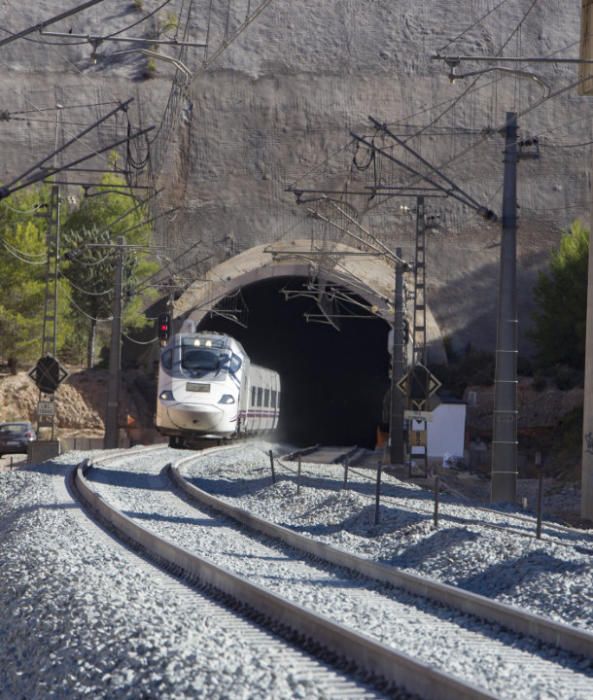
0 1 588 354
0 370 152 435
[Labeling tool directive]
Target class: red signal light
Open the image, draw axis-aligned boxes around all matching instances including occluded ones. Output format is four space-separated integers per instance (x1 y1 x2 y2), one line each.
158 313 171 342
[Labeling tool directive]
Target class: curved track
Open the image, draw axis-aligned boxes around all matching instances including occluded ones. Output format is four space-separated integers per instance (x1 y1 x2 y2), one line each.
69 447 391 700
72 446 593 699
171 454 593 659
72 449 488 699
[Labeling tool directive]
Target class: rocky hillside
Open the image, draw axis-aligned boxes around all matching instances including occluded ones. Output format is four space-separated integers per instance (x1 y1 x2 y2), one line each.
0 369 156 439
0 1 588 354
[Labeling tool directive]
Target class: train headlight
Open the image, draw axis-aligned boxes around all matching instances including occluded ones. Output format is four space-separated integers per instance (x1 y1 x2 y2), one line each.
218 394 235 404
159 390 174 401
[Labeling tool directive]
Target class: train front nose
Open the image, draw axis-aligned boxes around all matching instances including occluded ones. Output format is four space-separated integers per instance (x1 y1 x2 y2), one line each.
166 403 224 431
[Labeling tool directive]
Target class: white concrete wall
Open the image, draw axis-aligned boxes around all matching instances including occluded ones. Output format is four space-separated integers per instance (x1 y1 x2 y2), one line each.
411 404 467 460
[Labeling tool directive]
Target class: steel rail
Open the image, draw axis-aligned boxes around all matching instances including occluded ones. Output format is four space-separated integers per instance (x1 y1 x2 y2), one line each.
170 449 593 662
62 446 389 698
72 452 495 700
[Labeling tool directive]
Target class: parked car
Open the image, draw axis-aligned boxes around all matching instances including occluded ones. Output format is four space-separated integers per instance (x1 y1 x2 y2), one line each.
0 422 36 456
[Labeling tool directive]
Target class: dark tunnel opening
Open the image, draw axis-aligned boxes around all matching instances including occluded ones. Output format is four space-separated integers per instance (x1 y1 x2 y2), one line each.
197 276 390 448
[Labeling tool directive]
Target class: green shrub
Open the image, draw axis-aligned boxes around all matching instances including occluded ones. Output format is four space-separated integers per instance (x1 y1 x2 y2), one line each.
530 219 588 372
143 58 157 79
161 11 179 33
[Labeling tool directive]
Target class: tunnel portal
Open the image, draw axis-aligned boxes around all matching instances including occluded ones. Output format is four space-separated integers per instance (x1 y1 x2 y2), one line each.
197 276 390 448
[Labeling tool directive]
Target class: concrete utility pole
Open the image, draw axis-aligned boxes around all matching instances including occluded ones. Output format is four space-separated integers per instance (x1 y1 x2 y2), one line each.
491 112 519 503
36 102 63 443
390 247 405 465
581 148 593 518
104 236 125 449
579 0 593 519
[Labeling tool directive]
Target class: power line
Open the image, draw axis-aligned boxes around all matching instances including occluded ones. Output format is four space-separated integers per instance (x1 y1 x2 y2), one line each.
64 275 114 297
1 201 44 215
385 39 580 134
104 0 175 40
0 27 88 47
338 18 578 221
368 79 591 218
122 331 159 345
437 0 512 54
59 281 113 322
542 139 593 149
0 236 47 265
403 0 540 145
7 100 121 116
1 0 177 48
0 0 110 48
200 0 275 71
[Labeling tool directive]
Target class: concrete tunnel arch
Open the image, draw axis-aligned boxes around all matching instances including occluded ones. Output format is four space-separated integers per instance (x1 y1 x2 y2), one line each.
174 240 445 447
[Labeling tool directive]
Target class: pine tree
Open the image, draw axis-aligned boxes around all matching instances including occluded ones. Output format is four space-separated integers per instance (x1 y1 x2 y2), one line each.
530 219 589 372
0 187 75 367
62 173 158 367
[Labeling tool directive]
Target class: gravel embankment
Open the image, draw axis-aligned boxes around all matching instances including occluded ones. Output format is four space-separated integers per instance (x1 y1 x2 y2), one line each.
84 444 593 699
0 449 377 700
183 443 593 630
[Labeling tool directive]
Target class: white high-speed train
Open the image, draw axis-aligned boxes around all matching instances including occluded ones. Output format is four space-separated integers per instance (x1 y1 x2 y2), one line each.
155 328 281 447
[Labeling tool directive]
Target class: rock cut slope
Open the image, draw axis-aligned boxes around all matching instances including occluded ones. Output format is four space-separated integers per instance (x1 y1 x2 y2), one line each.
0 1 589 353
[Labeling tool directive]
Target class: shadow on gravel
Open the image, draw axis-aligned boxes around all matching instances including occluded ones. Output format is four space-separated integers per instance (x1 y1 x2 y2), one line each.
0 502 78 535
122 511 223 527
188 475 276 496
287 520 359 537
221 551 294 562
189 472 435 503
287 502 429 538
288 473 434 503
86 466 165 490
457 550 587 597
2 501 77 517
379 526 480 568
22 460 77 475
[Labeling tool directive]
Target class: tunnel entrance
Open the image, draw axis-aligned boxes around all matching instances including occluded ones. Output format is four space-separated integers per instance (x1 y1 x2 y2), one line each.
197 276 390 448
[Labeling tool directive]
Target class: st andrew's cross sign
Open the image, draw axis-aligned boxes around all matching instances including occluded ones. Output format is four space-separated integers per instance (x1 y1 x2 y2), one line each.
396 362 442 410
28 355 68 394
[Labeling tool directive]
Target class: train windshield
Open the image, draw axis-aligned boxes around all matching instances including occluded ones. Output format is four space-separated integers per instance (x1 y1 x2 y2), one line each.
180 341 242 379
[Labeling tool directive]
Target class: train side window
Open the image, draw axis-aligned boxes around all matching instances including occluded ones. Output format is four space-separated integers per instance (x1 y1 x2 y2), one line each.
271 390 276 408
251 387 256 406
161 349 173 371
229 353 242 374
257 387 263 406
264 389 270 407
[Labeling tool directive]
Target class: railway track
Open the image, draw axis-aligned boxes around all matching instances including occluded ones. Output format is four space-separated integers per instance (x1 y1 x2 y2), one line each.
67 447 389 700
72 445 593 699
